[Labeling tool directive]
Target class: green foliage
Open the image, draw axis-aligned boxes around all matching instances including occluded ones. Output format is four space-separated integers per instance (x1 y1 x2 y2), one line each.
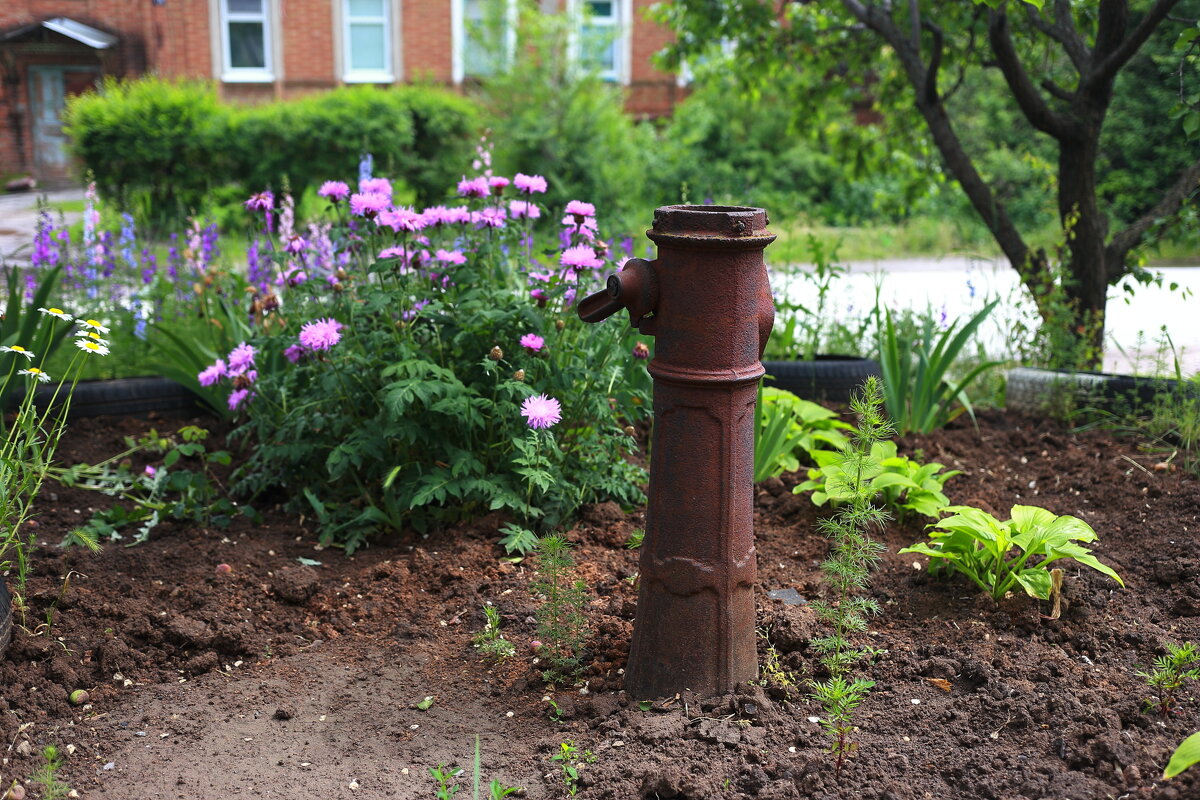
877 299 1001 434
472 605 516 662
754 385 852 483
65 77 479 229
806 378 892 677
549 741 596 797
498 523 539 556
531 536 589 684
29 744 72 800
1165 730 1200 780
797 440 958 520
0 262 75 408
899 504 1124 602
1138 641 1200 718
809 676 875 779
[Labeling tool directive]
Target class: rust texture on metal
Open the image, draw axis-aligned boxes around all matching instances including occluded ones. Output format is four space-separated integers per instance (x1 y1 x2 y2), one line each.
577 204 775 698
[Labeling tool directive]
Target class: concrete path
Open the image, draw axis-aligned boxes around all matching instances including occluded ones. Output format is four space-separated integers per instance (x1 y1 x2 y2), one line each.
0 188 85 263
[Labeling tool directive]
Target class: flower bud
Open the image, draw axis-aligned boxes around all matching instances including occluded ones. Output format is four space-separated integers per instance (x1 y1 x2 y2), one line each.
632 341 650 359
336 268 348 280
555 319 565 331
332 282 344 293
514 369 525 381
489 346 503 360
623 425 636 437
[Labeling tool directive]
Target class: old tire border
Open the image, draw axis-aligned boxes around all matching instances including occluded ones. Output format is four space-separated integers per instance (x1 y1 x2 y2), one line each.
1005 366 1198 416
762 356 883 406
29 376 206 419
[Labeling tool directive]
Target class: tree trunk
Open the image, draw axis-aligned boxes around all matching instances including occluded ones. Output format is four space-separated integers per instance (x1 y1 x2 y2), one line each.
1057 131 1110 366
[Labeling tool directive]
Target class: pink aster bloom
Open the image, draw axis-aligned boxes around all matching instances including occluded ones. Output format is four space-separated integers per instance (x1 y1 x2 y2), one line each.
350 192 391 217
489 176 510 194
421 205 450 226
560 244 603 270
227 343 256 376
378 207 426 233
245 191 274 212
284 344 306 363
520 333 545 352
359 177 393 198
561 215 598 240
441 206 472 225
564 200 595 218
457 176 490 198
144 465 157 478
436 248 467 265
509 200 541 220
514 173 548 194
521 394 562 429
198 359 227 387
284 235 308 254
318 181 350 201
472 207 507 229
228 388 253 411
298 318 343 351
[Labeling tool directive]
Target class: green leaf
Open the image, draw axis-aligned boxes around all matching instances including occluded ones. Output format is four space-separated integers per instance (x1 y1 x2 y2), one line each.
1014 568 1054 599
1164 731 1200 779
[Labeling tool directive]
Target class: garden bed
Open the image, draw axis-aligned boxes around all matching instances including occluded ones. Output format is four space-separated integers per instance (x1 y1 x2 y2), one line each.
2 408 1199 799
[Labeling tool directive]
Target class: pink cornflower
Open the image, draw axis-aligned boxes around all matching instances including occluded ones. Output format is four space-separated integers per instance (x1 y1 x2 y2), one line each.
633 341 650 359
378 207 426 233
318 181 350 201
228 388 253 411
198 359 227 387
509 200 541 220
350 192 391 217
436 249 467 265
284 344 306 363
227 343 256 375
560 245 603 270
143 465 157 478
561 215 598 240
284 235 308 254
473 207 508 229
489 176 511 194
564 200 595 218
441 206 472 225
421 206 451 226
514 173 548 194
298 318 343 351
359 177 393 198
245 191 274 212
457 176 490 198
521 394 562 429
520 333 545 352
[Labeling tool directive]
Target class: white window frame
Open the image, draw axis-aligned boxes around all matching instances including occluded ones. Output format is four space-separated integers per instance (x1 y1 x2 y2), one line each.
453 0 518 84
570 0 632 85
217 0 275 83
342 0 395 83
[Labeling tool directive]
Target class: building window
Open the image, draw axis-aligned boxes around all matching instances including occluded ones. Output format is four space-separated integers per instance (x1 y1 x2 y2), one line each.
343 0 393 82
220 0 273 81
454 0 517 83
573 0 630 83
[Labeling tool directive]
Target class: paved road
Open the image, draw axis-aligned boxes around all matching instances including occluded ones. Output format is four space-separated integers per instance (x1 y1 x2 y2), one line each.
0 188 85 261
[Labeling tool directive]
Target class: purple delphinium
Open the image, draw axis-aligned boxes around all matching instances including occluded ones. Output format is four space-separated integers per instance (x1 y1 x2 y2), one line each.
298 318 343 351
359 152 374 183
140 248 157 284
318 180 350 201
513 173 548 194
521 394 562 429
246 239 269 291
457 176 490 198
119 212 138 271
99 230 117 278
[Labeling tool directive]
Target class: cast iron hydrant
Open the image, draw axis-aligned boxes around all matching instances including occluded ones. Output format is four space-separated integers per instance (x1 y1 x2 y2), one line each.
578 205 775 698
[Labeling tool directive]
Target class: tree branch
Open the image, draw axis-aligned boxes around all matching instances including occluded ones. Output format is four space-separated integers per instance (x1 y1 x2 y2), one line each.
1090 0 1183 87
923 20 943 106
1041 79 1075 102
1022 1 1088 72
987 8 1074 139
1105 157 1200 282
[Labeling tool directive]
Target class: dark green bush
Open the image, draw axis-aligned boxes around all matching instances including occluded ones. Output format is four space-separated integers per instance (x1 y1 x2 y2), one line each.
65 78 480 227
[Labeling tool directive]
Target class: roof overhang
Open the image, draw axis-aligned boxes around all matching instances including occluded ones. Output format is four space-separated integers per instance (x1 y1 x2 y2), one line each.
0 18 118 49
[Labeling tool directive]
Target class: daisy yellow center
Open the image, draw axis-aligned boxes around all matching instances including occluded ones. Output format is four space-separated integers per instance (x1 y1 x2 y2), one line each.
27 368 43 374
48 308 63 315
87 332 102 341
11 346 26 352
85 319 103 328
82 341 101 351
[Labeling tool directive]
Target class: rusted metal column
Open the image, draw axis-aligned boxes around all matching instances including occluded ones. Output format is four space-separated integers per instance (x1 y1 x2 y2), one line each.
578 205 775 698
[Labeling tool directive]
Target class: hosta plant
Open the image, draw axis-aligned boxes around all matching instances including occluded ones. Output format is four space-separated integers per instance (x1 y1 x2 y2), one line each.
899 504 1124 602
754 384 851 483
795 441 958 519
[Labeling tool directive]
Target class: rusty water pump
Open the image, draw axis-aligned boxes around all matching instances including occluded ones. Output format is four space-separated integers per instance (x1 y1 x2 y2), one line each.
578 205 775 698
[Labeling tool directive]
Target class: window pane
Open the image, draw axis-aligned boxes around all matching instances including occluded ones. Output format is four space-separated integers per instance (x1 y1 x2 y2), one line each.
227 0 262 14
587 2 614 19
464 0 485 20
581 27 614 72
229 22 266 68
349 23 386 71
348 0 384 18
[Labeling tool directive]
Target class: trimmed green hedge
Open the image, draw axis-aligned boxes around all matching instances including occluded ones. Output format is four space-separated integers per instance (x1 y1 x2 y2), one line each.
65 78 480 226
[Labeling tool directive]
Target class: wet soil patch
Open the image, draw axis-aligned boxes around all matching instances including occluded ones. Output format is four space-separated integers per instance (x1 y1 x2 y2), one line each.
2 409 1199 799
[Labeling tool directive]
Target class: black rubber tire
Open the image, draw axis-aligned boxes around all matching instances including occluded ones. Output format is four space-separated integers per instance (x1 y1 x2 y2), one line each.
0 578 10 658
762 356 883 405
29 376 205 419
1005 366 1198 416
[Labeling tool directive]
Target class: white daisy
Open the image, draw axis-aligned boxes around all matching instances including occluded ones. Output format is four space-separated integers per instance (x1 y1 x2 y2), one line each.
77 319 110 334
75 338 110 356
18 367 51 383
83 331 109 345
0 345 35 360
37 307 73 321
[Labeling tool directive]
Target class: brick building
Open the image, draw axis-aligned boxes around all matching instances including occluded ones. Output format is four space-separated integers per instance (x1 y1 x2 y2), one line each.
0 0 681 185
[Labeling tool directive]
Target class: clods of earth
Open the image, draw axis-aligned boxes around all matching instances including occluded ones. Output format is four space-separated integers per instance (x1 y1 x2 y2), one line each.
2 409 1199 799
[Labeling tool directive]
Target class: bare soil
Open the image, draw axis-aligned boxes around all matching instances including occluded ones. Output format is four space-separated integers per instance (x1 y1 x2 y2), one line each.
2 408 1199 799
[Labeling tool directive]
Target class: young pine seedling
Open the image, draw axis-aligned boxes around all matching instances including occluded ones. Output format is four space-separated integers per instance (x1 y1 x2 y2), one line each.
472 605 516 662
531 535 589 684
806 377 893 778
1139 641 1200 718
